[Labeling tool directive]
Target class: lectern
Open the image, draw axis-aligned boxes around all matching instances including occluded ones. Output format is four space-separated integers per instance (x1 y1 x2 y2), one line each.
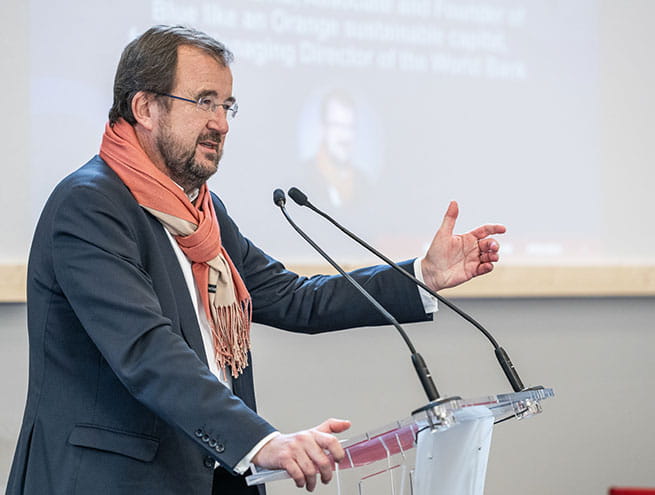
247 387 554 494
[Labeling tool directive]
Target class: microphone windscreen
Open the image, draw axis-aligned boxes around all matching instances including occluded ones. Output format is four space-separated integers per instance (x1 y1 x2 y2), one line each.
288 187 308 206
273 188 286 206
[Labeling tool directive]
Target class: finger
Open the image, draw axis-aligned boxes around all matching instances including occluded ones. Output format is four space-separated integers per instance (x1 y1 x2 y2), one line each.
437 200 459 236
315 418 351 435
478 237 501 253
479 251 499 263
306 470 318 492
305 443 334 485
469 224 506 240
310 431 345 484
476 263 495 276
281 457 308 489
293 449 319 491
313 429 345 461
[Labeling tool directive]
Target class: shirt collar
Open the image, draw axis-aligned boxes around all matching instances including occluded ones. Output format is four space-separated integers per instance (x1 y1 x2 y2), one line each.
173 181 200 202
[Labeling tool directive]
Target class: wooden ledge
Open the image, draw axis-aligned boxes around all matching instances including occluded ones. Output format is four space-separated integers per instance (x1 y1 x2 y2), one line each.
0 264 27 302
288 263 655 298
2 263 654 303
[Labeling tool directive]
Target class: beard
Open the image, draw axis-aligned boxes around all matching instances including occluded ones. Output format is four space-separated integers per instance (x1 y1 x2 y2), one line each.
155 120 223 192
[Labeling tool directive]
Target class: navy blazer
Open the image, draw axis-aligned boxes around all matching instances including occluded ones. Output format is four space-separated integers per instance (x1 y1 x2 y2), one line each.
7 156 431 494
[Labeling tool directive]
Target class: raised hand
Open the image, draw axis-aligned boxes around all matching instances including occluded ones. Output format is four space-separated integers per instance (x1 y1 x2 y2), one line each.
421 201 506 292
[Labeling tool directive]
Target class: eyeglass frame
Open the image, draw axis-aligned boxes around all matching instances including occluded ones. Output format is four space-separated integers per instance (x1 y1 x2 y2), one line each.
149 91 238 119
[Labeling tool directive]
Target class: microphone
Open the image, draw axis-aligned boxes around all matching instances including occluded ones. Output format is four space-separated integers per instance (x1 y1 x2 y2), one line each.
272 189 457 404
287 186 530 393
273 188 286 207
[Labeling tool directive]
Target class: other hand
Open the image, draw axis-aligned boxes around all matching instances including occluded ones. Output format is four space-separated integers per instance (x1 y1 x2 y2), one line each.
252 418 351 492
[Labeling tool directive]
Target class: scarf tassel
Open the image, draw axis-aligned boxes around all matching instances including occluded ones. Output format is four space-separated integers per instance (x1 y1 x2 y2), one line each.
209 299 253 378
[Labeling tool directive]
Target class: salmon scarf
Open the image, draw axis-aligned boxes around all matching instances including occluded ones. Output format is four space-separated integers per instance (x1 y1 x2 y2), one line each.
99 119 252 378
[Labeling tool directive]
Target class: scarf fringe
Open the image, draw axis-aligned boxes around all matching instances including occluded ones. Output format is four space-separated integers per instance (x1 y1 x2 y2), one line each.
210 299 253 378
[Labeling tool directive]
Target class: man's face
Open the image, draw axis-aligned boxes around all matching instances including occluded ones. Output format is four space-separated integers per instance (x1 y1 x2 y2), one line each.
323 98 356 165
153 45 234 192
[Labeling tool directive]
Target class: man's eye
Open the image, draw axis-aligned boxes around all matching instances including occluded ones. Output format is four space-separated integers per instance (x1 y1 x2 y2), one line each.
199 98 214 107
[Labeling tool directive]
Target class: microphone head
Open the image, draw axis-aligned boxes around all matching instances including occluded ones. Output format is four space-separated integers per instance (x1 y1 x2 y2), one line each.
273 188 286 207
288 187 308 206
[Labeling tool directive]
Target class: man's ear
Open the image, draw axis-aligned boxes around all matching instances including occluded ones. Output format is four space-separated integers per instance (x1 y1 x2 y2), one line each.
131 91 159 131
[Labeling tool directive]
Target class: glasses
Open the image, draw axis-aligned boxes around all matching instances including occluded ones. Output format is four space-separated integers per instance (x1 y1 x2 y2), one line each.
155 92 238 119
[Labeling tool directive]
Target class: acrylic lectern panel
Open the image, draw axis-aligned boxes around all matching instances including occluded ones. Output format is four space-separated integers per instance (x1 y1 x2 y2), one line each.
246 388 554 494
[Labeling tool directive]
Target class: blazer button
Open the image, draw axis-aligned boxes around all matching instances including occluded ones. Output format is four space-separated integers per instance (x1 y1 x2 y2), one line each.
203 456 214 469
202 434 210 443
195 429 203 437
215 443 225 453
209 439 217 448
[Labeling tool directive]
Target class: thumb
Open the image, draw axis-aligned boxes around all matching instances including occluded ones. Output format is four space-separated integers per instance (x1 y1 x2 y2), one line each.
315 418 351 434
438 200 459 236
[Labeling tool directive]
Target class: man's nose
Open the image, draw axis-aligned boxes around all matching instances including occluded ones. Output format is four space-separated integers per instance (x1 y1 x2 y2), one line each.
207 109 229 134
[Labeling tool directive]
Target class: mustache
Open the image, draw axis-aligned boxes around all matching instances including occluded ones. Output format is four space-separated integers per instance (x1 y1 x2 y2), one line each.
197 131 222 145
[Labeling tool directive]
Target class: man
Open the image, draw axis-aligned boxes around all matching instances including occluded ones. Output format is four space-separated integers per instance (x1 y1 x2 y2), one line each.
303 89 365 210
7 26 505 495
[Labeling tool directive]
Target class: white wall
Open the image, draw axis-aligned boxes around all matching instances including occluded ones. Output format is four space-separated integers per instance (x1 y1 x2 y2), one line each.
0 1 29 263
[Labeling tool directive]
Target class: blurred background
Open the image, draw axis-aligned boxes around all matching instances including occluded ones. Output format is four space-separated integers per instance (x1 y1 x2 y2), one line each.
1 1 654 493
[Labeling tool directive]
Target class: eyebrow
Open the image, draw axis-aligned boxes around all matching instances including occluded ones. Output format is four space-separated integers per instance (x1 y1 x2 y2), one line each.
196 89 236 104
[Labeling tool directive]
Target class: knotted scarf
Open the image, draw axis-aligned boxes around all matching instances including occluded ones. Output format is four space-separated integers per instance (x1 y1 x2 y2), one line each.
99 118 252 378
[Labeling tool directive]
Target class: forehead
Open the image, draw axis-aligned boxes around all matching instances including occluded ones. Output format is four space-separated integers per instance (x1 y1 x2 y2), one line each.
173 44 233 97
325 99 355 124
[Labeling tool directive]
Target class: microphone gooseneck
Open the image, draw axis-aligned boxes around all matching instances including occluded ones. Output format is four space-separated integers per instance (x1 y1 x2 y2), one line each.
287 186 528 393
273 188 446 403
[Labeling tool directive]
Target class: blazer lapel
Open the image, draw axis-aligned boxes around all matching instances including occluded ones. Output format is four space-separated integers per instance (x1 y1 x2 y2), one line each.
149 216 209 365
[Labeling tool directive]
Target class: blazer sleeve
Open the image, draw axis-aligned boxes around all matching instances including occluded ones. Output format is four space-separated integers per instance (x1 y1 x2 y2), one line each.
212 195 433 333
50 181 276 471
